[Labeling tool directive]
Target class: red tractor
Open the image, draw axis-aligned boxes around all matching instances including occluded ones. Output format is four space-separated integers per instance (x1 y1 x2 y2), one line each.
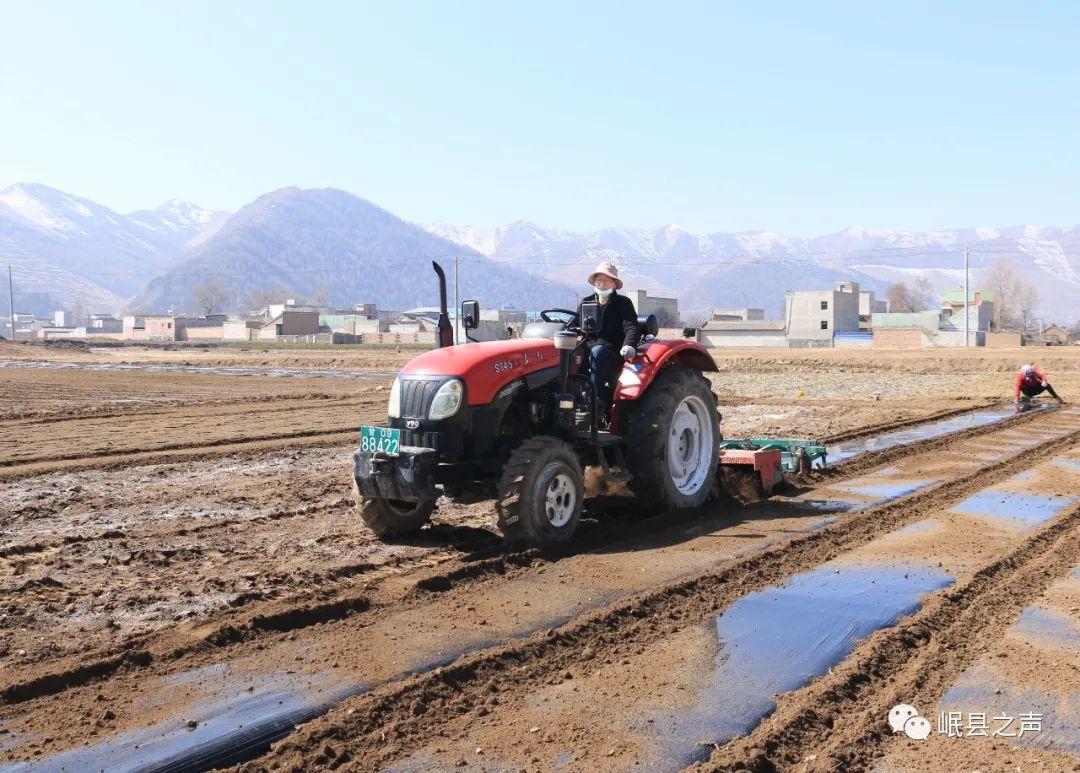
353 262 725 545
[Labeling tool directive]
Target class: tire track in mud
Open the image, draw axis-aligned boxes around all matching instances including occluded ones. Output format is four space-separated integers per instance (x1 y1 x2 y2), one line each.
232 417 1080 770
0 393 390 479
821 399 998 443
0 397 1010 590
0 406 1070 711
1 407 1070 709
0 494 671 707
0 393 370 429
0 427 362 480
0 512 505 687
820 402 1060 477
0 491 349 560
3 416 1077 769
0 426 362 472
697 501 1080 773
2 400 1052 549
0 495 354 593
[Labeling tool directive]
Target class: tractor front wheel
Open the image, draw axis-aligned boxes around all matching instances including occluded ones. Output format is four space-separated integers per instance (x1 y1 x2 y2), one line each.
496 437 584 545
354 480 435 539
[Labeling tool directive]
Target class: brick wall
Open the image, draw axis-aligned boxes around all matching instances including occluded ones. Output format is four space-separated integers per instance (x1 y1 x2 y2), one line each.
873 328 924 348
985 332 1023 348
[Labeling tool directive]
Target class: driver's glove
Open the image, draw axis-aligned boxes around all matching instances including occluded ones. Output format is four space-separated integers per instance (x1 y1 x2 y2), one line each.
620 345 636 360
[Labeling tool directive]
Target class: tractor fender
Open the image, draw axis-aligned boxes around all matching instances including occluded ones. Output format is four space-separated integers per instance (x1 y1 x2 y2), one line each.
613 339 718 402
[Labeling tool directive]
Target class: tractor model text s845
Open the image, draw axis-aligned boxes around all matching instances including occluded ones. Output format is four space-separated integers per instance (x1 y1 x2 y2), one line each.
353 262 752 545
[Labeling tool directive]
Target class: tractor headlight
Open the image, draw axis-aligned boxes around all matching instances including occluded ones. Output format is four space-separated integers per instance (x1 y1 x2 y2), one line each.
387 378 402 418
429 379 464 420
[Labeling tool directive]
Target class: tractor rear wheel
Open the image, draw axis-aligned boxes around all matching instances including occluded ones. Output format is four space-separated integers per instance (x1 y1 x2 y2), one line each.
353 480 435 538
496 437 584 545
624 366 719 509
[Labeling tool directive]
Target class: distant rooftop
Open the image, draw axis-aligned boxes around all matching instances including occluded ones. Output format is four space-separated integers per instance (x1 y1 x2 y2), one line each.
941 288 996 304
699 320 786 331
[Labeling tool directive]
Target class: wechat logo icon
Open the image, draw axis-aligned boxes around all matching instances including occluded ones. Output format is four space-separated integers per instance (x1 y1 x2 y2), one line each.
889 704 931 740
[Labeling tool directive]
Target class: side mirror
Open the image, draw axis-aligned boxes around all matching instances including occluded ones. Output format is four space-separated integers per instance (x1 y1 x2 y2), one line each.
461 300 480 330
579 301 600 334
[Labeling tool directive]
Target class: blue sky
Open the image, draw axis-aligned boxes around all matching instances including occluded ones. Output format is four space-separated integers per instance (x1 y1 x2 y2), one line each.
1 1 1078 234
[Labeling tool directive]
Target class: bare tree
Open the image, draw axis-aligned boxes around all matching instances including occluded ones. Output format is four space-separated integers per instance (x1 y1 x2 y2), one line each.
1016 280 1039 331
193 278 229 316
983 259 1018 330
886 282 910 312
913 276 936 309
71 299 86 328
311 283 330 308
886 281 930 313
246 286 293 312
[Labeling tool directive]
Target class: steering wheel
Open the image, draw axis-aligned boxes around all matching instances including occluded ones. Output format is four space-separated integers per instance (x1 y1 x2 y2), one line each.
540 308 578 324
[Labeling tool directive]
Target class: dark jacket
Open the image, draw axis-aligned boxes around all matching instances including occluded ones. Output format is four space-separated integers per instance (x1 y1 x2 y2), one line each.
578 290 641 349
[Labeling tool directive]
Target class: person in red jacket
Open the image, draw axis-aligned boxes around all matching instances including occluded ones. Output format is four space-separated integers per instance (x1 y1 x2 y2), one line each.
1015 364 1062 404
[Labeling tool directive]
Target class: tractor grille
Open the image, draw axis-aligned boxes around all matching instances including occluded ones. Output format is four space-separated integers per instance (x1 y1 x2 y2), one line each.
399 429 464 458
399 378 441 418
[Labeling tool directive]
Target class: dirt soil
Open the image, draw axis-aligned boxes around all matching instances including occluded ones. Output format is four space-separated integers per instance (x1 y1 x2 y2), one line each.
1 342 1079 770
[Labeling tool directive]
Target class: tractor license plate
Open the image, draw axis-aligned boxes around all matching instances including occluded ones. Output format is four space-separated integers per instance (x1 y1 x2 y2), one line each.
360 425 400 456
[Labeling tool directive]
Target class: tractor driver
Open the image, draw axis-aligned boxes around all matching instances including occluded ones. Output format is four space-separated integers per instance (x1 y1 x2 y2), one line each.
579 261 641 422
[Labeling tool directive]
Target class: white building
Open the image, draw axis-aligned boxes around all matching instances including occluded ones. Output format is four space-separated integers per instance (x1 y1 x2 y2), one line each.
709 308 765 322
223 318 261 341
398 306 523 343
784 281 862 345
858 291 888 330
632 290 680 326
871 288 994 347
696 320 788 348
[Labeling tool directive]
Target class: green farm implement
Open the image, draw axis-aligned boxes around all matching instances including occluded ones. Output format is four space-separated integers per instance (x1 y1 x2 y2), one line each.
717 438 828 475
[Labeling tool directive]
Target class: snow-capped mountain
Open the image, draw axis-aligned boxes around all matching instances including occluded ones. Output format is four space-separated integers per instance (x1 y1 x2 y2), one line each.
128 199 230 249
424 222 1080 323
132 188 576 314
819 225 1080 324
0 183 226 316
4 179 1077 324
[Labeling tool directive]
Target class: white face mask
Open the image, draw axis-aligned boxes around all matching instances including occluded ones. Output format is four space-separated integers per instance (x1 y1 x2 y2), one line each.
596 287 614 297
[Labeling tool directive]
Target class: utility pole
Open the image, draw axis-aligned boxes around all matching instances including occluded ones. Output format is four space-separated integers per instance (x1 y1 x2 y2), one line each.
454 256 460 345
6 265 14 341
964 245 970 347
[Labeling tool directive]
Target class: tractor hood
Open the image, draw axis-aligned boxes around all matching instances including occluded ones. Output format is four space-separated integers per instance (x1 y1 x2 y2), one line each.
400 339 559 406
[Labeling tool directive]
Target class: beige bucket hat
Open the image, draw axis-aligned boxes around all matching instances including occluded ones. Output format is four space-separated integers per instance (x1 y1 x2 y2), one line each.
588 260 623 289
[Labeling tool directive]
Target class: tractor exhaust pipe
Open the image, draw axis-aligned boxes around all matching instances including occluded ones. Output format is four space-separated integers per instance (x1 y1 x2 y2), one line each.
432 261 454 348
553 331 577 434
554 331 577 392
